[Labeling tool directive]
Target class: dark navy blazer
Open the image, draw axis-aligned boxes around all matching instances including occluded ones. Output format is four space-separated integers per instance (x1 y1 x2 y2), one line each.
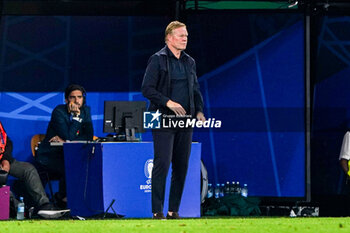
141 46 204 117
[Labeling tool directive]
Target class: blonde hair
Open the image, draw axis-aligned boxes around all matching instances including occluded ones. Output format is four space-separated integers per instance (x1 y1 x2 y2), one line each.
165 21 186 43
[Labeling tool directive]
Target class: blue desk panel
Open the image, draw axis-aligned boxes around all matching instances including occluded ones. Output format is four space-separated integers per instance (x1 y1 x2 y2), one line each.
64 142 201 218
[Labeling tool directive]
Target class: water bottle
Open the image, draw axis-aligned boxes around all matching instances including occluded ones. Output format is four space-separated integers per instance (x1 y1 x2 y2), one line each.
241 184 248 197
214 183 220 198
207 183 213 198
224 181 230 195
220 184 225 197
236 182 241 195
230 181 236 194
17 197 25 220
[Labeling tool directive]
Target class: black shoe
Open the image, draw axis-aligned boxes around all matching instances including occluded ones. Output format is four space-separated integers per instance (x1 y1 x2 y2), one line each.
166 212 180 219
153 212 166 220
37 203 70 219
54 193 67 209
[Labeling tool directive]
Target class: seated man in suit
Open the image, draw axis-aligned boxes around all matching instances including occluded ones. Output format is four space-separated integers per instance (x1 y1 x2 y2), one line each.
0 121 69 218
35 84 94 207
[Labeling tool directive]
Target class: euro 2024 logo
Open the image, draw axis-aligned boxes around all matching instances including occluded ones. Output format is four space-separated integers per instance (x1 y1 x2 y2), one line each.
144 159 153 179
143 110 162 129
140 159 153 193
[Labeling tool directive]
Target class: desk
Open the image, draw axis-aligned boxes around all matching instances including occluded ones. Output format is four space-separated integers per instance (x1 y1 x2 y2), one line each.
63 142 201 218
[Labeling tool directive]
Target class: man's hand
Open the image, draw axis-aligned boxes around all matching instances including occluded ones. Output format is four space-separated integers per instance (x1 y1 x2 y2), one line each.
166 100 186 116
1 160 10 172
49 135 65 143
68 101 81 116
340 159 349 176
196 112 206 122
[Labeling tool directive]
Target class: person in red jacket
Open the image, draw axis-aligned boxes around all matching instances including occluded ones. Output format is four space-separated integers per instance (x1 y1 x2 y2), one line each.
0 121 69 218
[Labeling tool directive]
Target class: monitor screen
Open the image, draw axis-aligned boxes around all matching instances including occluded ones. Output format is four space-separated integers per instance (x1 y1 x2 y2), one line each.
103 101 147 141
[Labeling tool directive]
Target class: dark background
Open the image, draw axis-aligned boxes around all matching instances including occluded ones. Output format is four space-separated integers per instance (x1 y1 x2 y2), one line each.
1 0 350 215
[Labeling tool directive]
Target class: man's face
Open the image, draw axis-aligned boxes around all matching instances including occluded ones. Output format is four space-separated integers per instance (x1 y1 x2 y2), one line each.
65 90 83 108
167 26 188 51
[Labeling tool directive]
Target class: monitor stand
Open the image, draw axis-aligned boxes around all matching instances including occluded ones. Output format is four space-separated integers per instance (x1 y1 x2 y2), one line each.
125 118 140 142
125 127 140 142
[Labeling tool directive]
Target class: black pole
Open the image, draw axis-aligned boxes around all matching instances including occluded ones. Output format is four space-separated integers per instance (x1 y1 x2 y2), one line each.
175 0 180 20
304 0 312 203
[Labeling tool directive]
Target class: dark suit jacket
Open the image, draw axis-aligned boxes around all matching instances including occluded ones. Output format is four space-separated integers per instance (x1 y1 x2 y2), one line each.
36 104 93 164
43 104 93 142
141 46 204 117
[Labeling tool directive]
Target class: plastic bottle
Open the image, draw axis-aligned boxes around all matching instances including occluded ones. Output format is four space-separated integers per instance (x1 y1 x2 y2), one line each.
236 181 241 195
230 181 236 194
214 183 220 198
220 184 225 197
224 181 230 195
17 197 25 220
241 184 248 197
207 183 213 198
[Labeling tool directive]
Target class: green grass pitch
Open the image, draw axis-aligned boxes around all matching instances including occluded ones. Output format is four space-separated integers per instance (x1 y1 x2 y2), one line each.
1 217 350 233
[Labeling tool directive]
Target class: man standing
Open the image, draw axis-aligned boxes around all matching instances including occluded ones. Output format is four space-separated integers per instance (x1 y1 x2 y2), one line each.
36 84 94 206
142 21 205 219
0 121 69 218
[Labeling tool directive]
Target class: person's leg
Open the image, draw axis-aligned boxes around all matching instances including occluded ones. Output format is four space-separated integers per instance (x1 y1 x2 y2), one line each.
151 129 175 214
9 160 49 207
168 129 193 213
35 153 66 199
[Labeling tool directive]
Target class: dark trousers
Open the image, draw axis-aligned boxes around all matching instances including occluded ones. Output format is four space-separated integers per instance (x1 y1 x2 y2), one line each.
151 128 193 213
35 145 66 198
9 160 49 207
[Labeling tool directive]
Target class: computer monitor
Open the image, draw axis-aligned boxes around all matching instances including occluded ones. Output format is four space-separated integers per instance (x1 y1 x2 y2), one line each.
103 101 147 141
